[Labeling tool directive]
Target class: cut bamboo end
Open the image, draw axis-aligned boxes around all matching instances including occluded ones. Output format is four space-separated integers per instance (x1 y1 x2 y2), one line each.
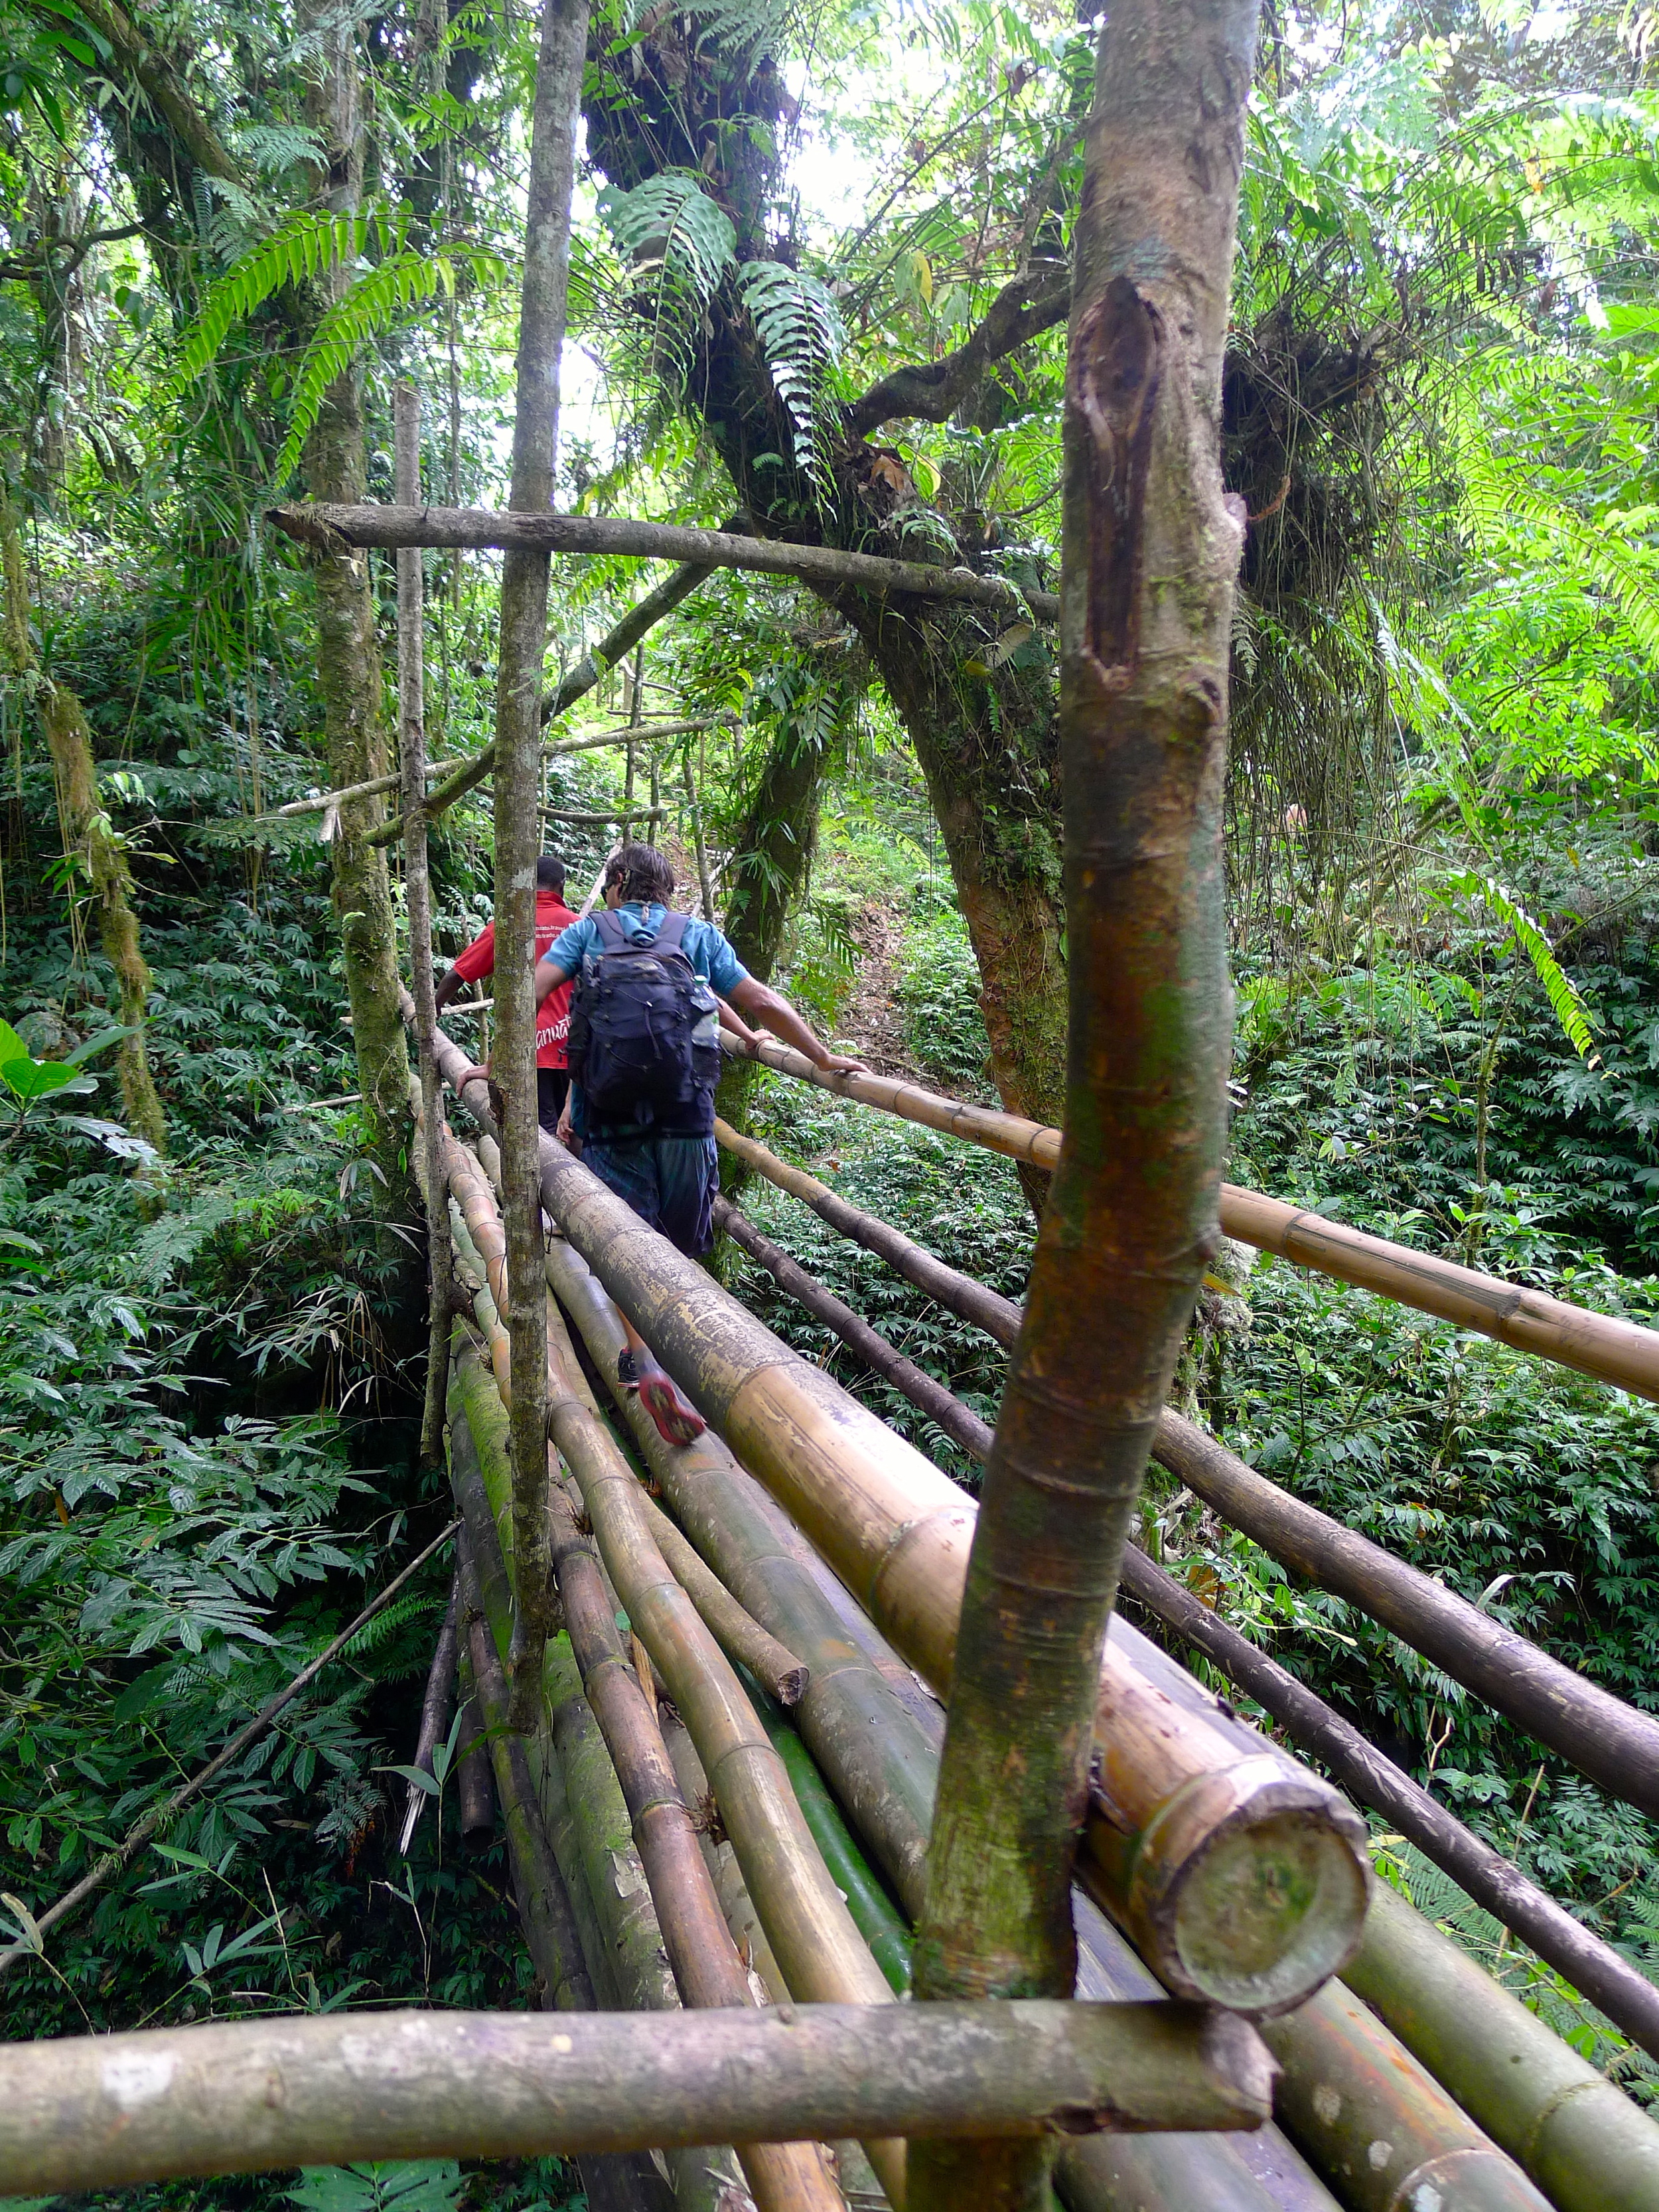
1084 1756 1370 2015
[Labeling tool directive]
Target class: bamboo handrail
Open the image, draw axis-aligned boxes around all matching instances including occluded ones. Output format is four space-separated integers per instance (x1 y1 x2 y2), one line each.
425 1015 1370 2017
0 2000 1273 2193
721 1112 1659 1824
271 500 1060 623
715 1031 1659 1404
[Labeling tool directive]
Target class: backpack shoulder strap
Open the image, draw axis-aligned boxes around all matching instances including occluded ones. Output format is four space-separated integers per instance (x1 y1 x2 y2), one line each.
652 911 690 954
591 907 628 952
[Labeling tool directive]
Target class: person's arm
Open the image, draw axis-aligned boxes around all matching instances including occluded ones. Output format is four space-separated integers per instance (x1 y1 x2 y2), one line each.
433 965 467 1013
533 954 573 1003
727 975 867 1075
715 994 764 1049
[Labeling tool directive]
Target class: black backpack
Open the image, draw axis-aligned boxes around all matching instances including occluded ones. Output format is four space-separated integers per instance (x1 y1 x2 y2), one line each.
566 908 722 1133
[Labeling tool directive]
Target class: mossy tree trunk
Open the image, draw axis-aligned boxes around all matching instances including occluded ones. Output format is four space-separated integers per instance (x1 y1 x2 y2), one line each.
1 506 168 1153
297 0 409 1193
583 37 1074 1140
906 0 1260 2206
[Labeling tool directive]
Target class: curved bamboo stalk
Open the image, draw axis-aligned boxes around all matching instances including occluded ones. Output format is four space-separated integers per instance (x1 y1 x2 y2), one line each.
715 1033 1659 1405
0 1999 1274 2195
449 1343 846 2212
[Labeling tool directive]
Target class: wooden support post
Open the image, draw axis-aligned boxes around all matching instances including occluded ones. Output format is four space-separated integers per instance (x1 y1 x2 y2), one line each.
397 1572 459 1855
492 0 588 1730
396 383 454 1471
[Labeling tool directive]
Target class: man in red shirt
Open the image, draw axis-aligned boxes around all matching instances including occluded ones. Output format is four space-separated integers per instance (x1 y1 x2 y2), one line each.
434 855 577 1132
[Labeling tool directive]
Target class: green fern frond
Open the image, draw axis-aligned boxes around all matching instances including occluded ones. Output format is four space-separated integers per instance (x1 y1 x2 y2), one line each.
167 211 384 395
736 259 845 494
600 173 737 303
1464 473 1659 667
273 245 506 484
1443 870 1601 1064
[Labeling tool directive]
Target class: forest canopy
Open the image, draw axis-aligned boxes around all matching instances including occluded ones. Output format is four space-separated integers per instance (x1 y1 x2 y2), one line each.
6 0 1659 2198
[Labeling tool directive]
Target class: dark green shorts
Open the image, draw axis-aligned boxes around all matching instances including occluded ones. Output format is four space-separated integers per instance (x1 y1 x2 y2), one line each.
583 1134 718 1258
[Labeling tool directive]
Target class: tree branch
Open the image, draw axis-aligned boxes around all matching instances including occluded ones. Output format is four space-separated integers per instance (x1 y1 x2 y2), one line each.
844 270 1070 439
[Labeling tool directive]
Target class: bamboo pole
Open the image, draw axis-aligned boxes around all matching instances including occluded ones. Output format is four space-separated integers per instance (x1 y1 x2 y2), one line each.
271 502 1062 623
721 1113 1659 1827
1261 1978 1553 2212
274 718 717 818
458 1532 599 2014
1343 1881 1659 2212
399 1573 460 1854
714 1195 991 1461
451 1377 742 2212
455 1656 496 1847
716 1031 1659 1406
545 1232 943 1920
713 1119 1018 1349
1151 1412 1659 1819
396 383 455 1471
489 0 588 1733
0 1998 1274 2195
0 1520 458 1978
544 1238 1343 2212
449 1344 847 2212
427 1023 1370 2017
636 1485 809 1708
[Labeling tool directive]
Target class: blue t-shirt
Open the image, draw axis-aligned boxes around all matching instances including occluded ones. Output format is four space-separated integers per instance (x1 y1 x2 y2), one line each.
546 904 750 997
548 904 749 1140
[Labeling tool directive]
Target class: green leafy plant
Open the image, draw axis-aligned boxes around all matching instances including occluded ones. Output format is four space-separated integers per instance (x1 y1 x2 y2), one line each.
286 2162 465 2212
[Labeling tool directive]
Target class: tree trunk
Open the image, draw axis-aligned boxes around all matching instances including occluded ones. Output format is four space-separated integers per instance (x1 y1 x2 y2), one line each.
1 506 168 1153
907 0 1259 2203
297 0 409 1191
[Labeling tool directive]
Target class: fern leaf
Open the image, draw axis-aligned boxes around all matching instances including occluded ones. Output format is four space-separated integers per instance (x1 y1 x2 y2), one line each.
599 173 737 303
165 211 382 395
1443 870 1601 1065
735 259 845 494
272 246 506 484
1464 472 1659 668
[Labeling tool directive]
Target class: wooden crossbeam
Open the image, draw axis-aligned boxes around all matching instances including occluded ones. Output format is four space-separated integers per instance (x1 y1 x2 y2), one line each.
269 502 1060 623
1 2000 1271 2191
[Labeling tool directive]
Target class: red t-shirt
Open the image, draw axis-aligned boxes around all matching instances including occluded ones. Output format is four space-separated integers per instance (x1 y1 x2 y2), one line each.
450 892 576 1069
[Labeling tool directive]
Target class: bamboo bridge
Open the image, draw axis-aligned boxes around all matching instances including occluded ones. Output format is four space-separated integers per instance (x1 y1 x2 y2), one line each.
8 997 1659 2211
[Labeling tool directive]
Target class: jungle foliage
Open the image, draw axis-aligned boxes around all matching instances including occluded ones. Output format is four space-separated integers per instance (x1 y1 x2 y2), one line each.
5 0 1659 2191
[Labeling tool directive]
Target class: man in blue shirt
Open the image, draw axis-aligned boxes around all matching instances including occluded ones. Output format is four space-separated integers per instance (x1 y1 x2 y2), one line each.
534 842 864 1445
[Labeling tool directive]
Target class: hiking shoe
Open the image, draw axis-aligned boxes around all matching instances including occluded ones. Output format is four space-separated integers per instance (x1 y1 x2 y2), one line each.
617 1349 640 1391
